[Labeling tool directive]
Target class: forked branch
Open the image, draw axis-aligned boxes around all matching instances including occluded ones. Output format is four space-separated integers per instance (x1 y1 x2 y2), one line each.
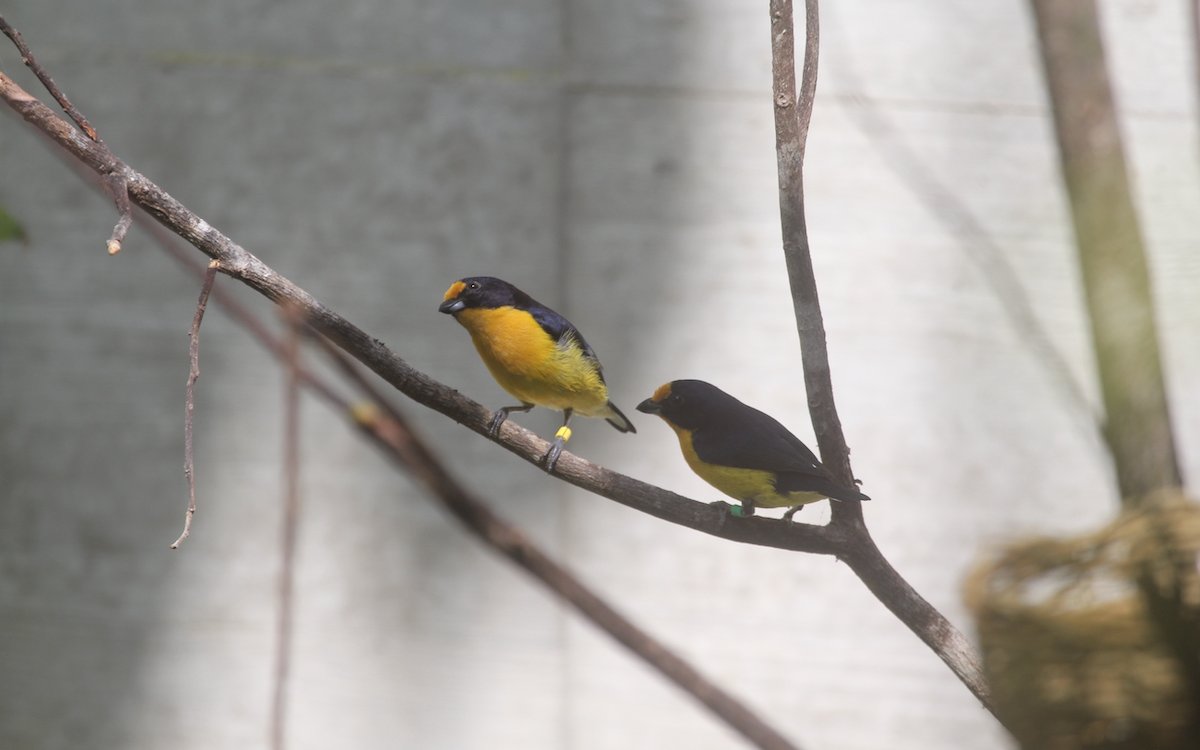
767 0 994 711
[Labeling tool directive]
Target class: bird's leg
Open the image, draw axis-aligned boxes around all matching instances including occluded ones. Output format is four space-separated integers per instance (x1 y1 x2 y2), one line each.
488 402 534 436
730 499 756 518
782 504 805 523
543 409 574 472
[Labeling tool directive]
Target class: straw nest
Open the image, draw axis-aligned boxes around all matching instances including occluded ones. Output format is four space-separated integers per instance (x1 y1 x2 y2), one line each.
965 490 1200 750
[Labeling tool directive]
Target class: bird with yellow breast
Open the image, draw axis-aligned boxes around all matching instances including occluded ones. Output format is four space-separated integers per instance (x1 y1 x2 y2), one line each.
439 276 635 471
637 379 869 519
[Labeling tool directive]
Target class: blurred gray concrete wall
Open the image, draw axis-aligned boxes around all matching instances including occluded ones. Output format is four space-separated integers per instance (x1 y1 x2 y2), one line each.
1 0 1197 748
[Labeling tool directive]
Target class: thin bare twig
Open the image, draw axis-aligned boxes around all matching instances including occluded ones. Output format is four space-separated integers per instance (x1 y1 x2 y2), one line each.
769 0 995 712
795 0 819 161
0 15 131 254
270 306 303 750
105 172 133 255
171 259 219 549
0 15 97 141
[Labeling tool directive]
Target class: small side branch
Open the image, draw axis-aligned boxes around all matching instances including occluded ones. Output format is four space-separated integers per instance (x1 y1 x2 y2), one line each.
795 0 820 160
105 173 132 255
0 16 128 255
171 260 219 549
0 15 98 141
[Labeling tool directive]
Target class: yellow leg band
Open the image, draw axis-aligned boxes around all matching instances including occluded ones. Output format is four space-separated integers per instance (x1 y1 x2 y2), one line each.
555 425 573 442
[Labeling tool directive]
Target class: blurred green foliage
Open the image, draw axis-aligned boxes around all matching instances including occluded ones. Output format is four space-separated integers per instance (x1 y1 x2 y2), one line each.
0 205 28 244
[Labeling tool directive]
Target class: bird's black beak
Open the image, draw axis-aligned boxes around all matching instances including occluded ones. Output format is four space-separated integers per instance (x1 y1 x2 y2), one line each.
635 398 661 415
438 299 466 314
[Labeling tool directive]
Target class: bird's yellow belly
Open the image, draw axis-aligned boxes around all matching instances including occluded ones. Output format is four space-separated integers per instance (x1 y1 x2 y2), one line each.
457 307 609 415
674 428 823 508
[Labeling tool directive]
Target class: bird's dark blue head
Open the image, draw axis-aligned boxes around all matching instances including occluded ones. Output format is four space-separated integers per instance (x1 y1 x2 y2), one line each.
636 379 739 431
438 276 536 314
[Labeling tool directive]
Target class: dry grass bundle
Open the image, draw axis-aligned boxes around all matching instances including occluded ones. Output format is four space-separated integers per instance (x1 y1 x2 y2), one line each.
966 490 1200 750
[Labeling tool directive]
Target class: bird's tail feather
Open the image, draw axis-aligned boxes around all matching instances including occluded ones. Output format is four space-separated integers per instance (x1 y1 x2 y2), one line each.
832 485 871 503
604 401 636 433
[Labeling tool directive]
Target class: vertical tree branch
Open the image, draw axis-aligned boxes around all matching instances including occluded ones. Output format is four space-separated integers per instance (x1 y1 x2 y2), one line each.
1027 0 1181 502
1028 1 1196 736
770 0 856 517
768 0 997 715
271 308 303 750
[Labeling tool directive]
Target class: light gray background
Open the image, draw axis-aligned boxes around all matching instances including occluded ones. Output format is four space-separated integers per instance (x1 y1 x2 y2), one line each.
1 1 1197 748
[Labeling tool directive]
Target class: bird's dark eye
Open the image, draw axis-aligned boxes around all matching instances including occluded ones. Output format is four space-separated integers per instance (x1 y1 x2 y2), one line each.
467 281 480 290
669 394 683 406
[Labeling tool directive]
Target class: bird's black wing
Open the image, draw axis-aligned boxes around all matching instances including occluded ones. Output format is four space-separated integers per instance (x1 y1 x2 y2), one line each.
690 404 822 474
527 305 605 379
690 403 870 502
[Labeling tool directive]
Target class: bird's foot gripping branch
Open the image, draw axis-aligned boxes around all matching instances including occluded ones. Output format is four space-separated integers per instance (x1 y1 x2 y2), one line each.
438 275 637 473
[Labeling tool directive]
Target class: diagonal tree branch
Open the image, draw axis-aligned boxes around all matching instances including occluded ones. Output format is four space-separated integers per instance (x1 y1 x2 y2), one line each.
309 333 804 750
0 67 842 557
41 154 809 750
2 14 998 722
0 16 132 254
768 0 995 712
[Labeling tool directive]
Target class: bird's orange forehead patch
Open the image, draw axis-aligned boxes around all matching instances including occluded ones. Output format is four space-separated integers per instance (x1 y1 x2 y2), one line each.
651 382 673 403
443 280 467 301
